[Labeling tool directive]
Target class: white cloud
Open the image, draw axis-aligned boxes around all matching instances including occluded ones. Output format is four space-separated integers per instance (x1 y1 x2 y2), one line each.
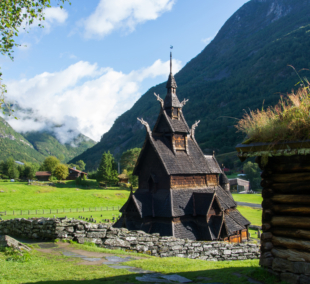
81 0 176 38
5 59 182 143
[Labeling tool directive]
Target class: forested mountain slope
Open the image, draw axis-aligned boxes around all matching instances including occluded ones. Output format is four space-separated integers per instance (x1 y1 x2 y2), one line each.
0 117 46 163
71 0 310 170
0 117 96 164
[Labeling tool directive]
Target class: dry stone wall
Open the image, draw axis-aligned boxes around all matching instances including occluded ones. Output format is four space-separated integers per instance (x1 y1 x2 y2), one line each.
0 218 260 261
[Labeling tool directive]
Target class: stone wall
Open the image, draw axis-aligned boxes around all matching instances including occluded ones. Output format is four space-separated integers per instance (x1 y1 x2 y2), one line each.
0 218 260 261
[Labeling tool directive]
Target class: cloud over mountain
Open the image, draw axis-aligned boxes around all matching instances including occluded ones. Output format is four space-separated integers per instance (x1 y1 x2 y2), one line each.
4 59 182 143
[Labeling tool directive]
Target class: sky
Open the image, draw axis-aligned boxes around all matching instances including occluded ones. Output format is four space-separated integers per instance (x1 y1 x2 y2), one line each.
1 0 250 144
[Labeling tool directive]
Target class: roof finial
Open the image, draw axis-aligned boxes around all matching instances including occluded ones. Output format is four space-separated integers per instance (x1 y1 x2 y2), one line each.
170 45 173 74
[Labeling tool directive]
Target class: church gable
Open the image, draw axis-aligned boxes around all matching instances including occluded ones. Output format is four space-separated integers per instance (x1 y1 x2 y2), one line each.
136 140 170 190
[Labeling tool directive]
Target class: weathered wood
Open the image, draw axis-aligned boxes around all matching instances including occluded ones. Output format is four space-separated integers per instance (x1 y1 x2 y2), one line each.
262 198 273 209
263 172 310 183
262 223 271 231
264 163 310 174
272 236 310 252
271 248 310 262
270 194 310 205
261 232 273 241
271 228 310 240
271 216 310 229
262 188 274 198
262 209 273 222
261 179 273 188
271 204 310 215
262 241 273 251
271 182 310 194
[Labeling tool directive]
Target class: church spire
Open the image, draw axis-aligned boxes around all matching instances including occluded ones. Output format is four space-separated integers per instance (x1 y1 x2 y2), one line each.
166 52 177 89
164 51 181 108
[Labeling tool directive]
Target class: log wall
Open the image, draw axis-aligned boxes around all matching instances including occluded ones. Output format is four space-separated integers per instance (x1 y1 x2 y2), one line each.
257 154 310 284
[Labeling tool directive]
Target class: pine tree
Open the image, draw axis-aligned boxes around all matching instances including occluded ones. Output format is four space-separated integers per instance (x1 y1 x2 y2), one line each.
96 151 118 186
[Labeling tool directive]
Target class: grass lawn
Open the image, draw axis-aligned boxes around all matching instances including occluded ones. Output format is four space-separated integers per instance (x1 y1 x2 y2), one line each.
238 206 262 226
232 193 262 205
0 242 285 284
0 180 130 211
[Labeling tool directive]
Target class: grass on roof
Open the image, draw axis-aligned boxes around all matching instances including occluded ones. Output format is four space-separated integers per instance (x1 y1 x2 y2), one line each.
235 84 310 144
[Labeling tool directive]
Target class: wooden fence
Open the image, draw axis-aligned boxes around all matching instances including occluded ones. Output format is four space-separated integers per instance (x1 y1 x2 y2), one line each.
0 206 121 216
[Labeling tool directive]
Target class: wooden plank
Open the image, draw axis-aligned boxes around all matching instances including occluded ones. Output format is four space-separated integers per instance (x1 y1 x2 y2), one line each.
272 236 310 252
264 172 310 183
271 204 310 215
271 248 310 262
271 216 310 229
272 228 310 240
271 194 310 204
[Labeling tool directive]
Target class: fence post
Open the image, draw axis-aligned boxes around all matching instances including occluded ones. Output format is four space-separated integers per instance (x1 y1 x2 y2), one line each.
36 210 37 215
101 207 102 211
95 207 96 211
113 206 114 211
43 209 44 214
107 207 108 211
83 208 84 212
21 210 22 215
50 209 51 214
28 210 30 215
13 210 14 215
77 208 78 212
57 209 58 214
70 208 71 213
89 207 90 212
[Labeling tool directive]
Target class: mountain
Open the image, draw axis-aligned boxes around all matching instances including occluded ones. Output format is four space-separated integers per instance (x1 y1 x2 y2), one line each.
0 117 96 164
0 117 45 163
71 0 310 170
23 131 96 163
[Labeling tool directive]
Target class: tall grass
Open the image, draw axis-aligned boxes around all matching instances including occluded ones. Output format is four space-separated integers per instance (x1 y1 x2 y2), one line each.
236 84 310 143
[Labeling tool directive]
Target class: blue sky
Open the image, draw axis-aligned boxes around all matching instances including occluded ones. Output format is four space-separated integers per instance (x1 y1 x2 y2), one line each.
1 0 249 143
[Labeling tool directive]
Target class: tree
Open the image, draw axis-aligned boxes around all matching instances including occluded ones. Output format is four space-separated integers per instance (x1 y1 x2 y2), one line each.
53 164 69 180
243 161 261 191
76 160 86 171
0 0 70 112
120 148 141 172
42 156 60 172
96 151 118 186
24 162 39 179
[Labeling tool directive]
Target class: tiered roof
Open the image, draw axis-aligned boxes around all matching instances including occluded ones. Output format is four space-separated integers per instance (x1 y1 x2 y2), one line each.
116 52 250 240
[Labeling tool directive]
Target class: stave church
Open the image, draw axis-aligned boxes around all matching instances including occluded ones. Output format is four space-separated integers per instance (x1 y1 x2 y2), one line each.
115 53 250 242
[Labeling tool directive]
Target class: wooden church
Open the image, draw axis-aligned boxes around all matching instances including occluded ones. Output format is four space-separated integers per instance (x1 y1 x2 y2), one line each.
115 53 250 242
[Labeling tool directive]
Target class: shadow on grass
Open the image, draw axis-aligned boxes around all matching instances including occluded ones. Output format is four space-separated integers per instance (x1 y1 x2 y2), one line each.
21 266 284 284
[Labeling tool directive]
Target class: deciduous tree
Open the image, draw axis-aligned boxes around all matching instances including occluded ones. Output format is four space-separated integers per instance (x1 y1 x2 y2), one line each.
53 164 69 180
243 161 261 191
42 156 60 172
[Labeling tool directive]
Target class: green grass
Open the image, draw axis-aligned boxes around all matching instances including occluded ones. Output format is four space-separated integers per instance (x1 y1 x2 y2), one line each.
125 258 285 284
0 243 285 284
232 194 262 205
238 206 262 226
0 180 130 211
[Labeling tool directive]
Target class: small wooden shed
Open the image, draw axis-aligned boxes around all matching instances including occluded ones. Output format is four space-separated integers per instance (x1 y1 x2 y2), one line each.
66 167 87 180
118 174 129 183
35 171 51 181
229 178 250 192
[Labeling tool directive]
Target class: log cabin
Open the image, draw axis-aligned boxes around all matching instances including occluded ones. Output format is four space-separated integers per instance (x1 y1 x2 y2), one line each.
115 53 250 242
66 167 87 180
